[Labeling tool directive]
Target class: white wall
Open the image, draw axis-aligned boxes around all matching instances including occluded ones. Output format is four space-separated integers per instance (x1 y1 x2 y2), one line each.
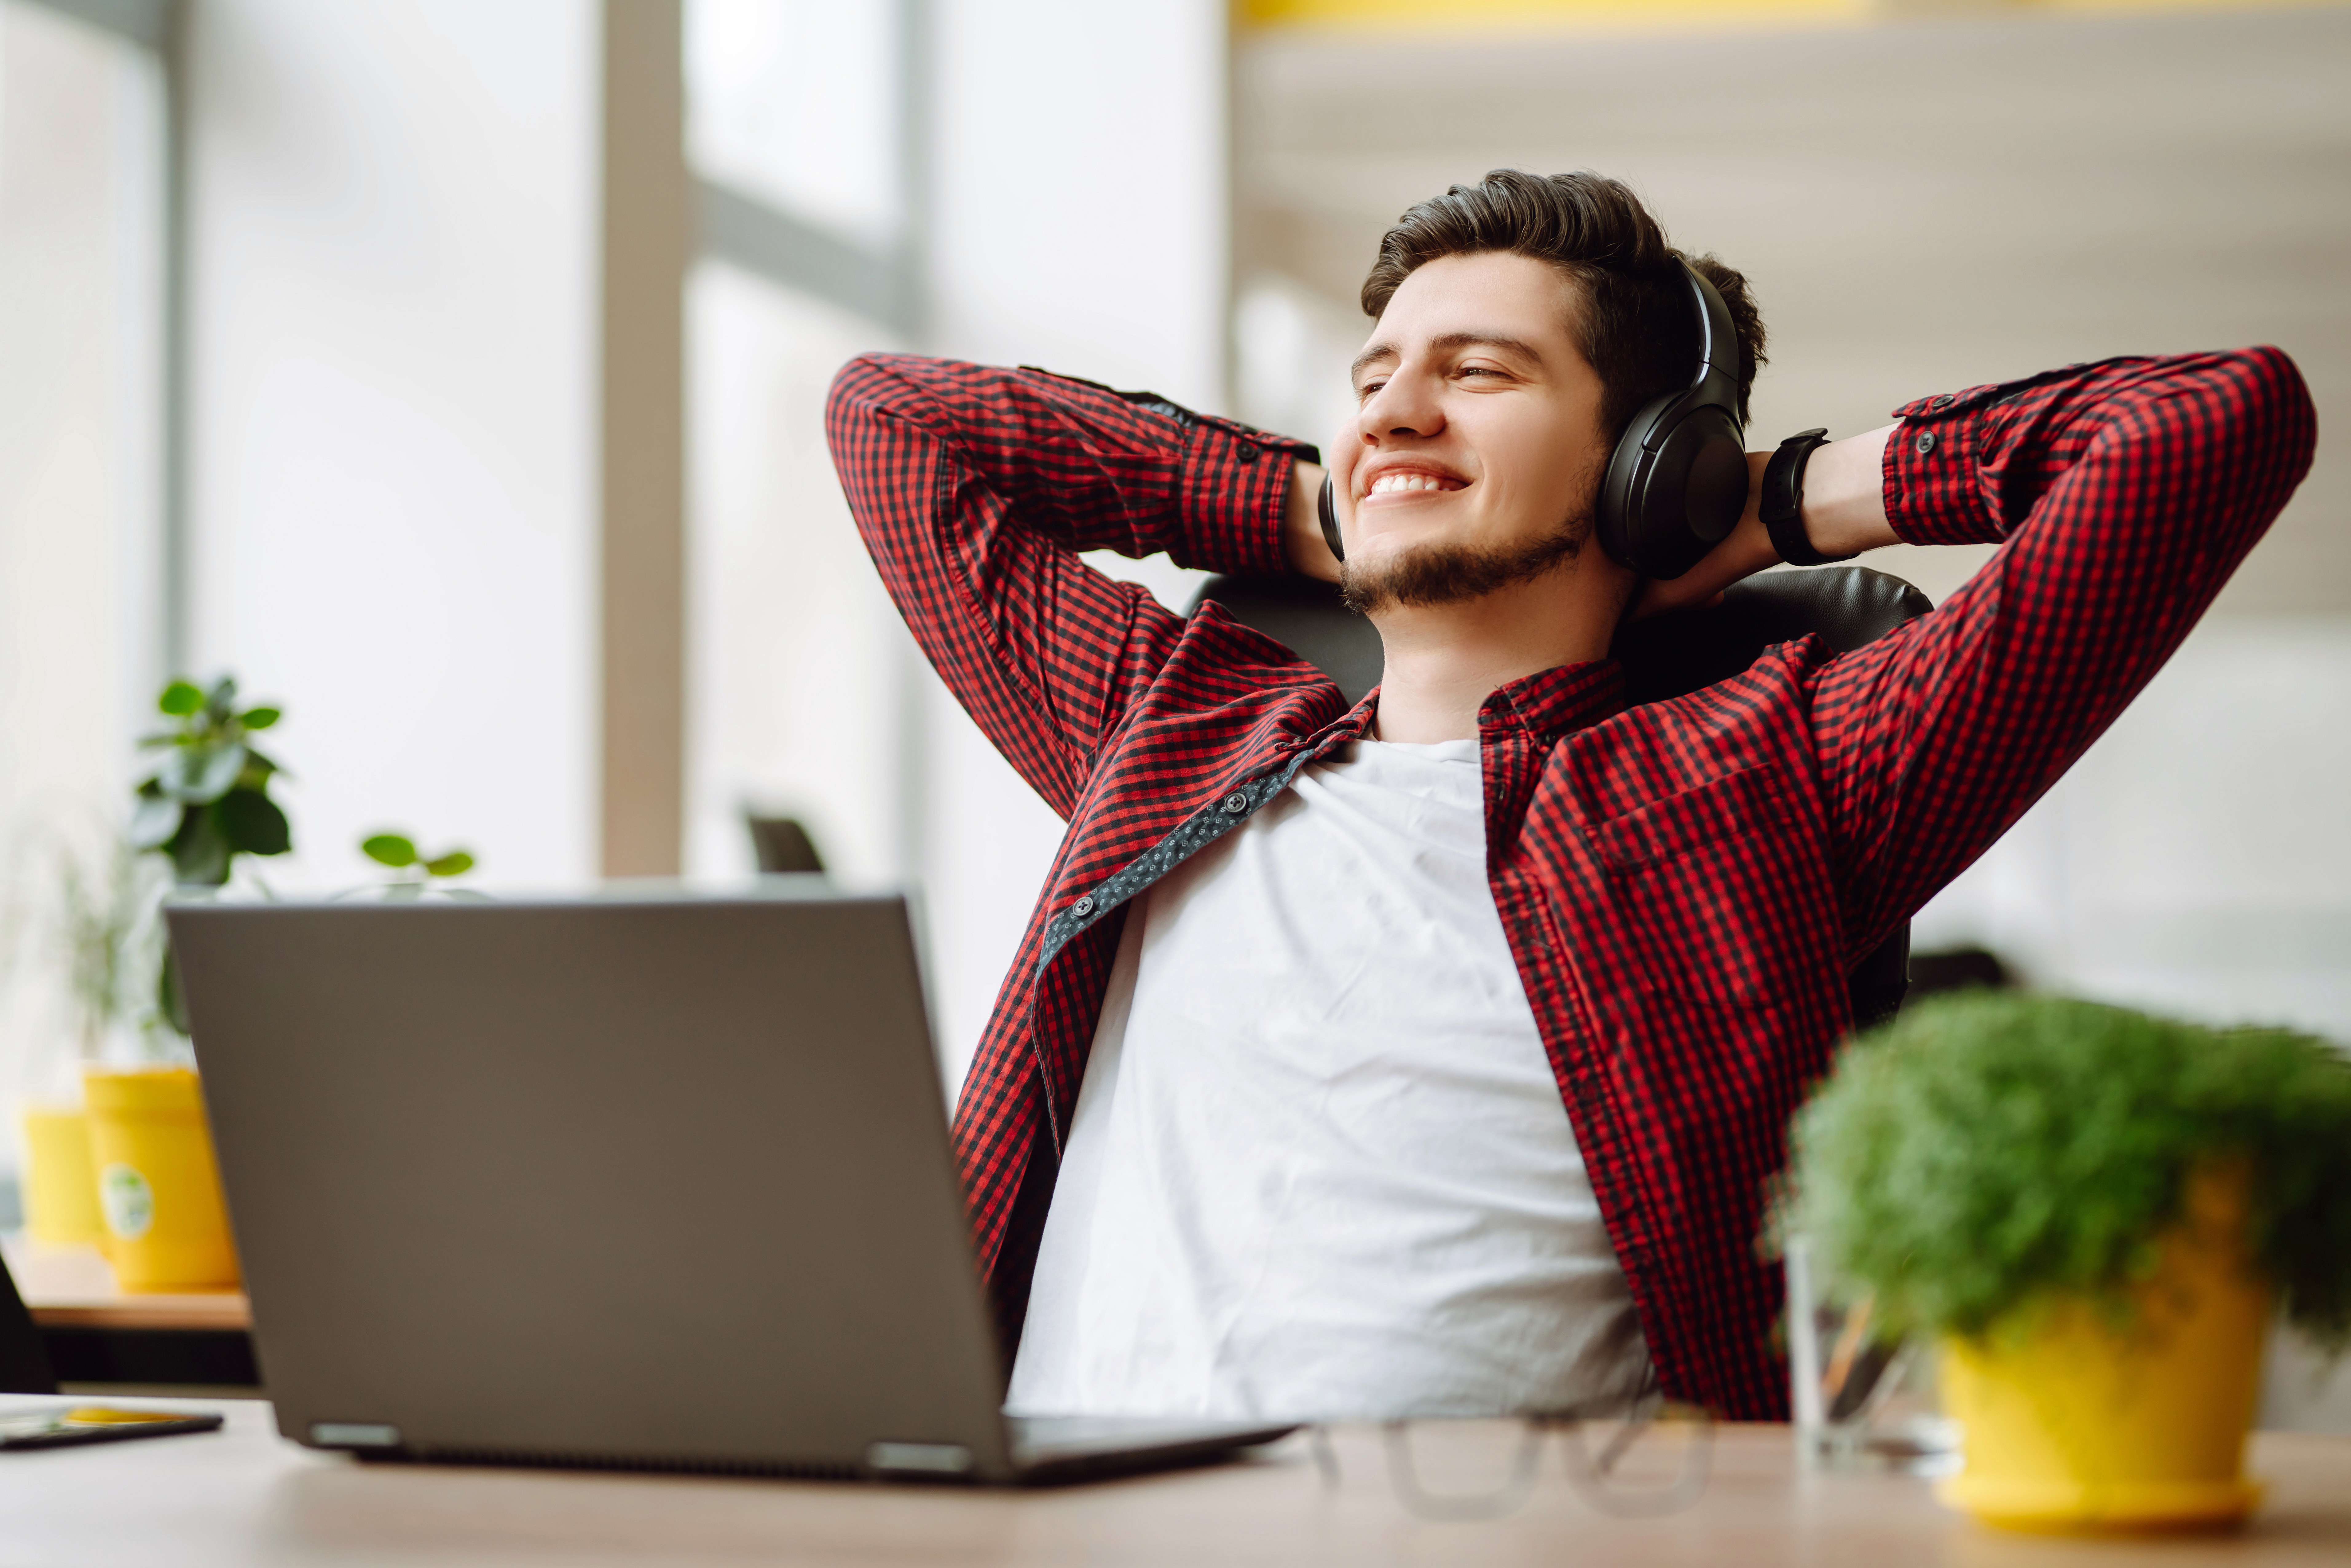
1914 619 2351 1039
926 0 1226 409
183 0 598 895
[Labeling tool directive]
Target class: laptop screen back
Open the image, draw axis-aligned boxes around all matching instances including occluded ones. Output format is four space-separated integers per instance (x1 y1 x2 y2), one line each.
168 888 1011 1477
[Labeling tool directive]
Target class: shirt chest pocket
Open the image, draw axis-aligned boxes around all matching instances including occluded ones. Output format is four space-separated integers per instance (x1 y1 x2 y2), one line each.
1588 764 1810 1010
1593 765 1785 873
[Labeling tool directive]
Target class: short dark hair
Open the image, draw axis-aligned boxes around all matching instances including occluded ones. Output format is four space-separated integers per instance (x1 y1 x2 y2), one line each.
1359 169 1766 438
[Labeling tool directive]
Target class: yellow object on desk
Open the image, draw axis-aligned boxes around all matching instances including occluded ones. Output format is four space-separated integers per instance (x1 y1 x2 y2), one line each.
81 1066 241 1291
18 1104 106 1247
1937 1164 2270 1532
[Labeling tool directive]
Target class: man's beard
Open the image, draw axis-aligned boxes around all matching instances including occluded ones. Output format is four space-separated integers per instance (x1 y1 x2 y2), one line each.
1339 497 1597 615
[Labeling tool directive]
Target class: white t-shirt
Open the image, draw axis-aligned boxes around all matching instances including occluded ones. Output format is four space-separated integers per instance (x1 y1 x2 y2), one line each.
1005 738 1649 1422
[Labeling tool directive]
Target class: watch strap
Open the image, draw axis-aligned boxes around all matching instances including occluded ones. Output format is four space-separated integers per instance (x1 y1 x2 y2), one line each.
1761 427 1853 567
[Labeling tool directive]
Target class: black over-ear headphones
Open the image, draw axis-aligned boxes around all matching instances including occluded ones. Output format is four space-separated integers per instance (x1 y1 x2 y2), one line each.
1595 258 1749 580
1317 256 1746 583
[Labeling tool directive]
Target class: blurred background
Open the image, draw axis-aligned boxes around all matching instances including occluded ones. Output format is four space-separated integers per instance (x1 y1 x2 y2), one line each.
0 0 2344 1191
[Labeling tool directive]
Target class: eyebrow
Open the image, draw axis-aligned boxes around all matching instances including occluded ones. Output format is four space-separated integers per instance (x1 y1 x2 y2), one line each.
1350 331 1547 385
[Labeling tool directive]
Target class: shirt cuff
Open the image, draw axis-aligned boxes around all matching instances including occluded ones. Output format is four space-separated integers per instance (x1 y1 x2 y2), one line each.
1172 417 1317 579
1882 385 2004 547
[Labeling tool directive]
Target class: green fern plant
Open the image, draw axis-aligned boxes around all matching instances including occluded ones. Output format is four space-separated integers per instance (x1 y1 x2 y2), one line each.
1786 992 2351 1352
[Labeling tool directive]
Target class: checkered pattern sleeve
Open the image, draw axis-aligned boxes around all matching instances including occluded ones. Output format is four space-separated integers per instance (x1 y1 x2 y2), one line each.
1810 348 2317 958
826 354 1310 818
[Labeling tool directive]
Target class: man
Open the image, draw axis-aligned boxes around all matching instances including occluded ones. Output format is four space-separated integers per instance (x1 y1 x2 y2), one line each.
825 169 2314 1422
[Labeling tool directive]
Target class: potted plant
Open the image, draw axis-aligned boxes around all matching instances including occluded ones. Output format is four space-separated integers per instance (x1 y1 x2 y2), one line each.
1787 991 2351 1532
3 831 158 1247
81 675 293 1291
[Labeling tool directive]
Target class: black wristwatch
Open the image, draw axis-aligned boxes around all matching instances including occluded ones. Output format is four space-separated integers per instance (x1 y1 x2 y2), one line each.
1761 427 1855 567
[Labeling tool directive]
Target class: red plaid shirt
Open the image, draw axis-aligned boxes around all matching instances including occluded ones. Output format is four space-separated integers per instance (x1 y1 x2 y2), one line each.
826 347 2314 1418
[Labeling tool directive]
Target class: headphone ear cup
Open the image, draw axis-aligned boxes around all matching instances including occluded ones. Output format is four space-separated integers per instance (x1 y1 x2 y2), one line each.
1599 402 1747 581
1597 260 1749 581
1676 408 1749 550
1317 473 1344 563
1597 391 1680 572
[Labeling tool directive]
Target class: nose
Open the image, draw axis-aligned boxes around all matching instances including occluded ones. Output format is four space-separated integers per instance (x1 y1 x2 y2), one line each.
1357 363 1445 452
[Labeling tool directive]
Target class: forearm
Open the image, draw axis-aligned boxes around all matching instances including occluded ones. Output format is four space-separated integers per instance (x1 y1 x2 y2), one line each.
829 353 1306 572
1822 347 2317 950
828 354 1329 797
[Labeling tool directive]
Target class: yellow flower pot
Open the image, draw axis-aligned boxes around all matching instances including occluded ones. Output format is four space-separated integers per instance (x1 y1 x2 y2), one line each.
80 1066 241 1291
1936 1165 2269 1532
18 1104 108 1247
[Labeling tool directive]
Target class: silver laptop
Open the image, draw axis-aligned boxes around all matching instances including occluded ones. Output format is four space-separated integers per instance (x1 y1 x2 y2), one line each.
167 884 1289 1483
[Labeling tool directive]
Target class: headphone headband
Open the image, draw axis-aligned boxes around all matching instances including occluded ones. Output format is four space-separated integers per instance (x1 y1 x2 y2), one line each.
1683 258 1742 420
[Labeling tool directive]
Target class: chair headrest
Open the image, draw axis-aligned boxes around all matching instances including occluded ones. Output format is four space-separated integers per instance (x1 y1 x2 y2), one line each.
1185 574 1386 705
1612 565 1934 707
1186 564 1932 710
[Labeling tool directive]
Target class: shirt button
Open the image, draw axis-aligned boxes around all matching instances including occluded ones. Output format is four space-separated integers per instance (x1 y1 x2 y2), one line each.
1222 791 1249 814
1072 895 1096 918
1234 441 1259 463
1931 394 1953 410
1914 431 1938 455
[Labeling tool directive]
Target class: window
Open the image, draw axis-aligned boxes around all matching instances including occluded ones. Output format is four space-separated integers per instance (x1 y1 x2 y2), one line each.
681 0 920 890
0 0 167 1190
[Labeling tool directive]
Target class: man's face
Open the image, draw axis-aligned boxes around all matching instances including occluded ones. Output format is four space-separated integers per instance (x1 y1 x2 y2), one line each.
1334 251 1613 611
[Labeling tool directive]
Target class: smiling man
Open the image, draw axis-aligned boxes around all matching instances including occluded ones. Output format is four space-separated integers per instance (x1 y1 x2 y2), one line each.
825 170 2314 1422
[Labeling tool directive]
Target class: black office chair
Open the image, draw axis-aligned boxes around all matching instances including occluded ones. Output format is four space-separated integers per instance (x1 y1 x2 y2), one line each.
1 1251 61 1395
1187 565 1932 1031
745 814 827 876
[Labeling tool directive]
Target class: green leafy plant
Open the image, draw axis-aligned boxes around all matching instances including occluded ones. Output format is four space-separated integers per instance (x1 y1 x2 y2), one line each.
129 676 291 887
360 832 475 882
128 674 292 1037
1786 992 2351 1352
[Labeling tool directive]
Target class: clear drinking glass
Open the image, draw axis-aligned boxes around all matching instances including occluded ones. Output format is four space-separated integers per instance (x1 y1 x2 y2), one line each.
1784 1235 1960 1473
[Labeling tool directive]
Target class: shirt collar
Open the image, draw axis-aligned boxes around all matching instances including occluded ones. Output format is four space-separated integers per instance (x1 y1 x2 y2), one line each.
1479 659 1626 740
1320 659 1625 751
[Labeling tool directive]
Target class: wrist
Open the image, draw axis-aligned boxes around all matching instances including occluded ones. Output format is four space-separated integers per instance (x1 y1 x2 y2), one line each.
1285 460 1340 582
1798 426 1899 558
1761 429 1848 566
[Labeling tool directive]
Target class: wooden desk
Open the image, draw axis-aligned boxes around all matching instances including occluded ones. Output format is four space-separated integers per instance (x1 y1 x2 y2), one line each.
2 1234 251 1330
1 1397 2345 1566
2 1235 258 1389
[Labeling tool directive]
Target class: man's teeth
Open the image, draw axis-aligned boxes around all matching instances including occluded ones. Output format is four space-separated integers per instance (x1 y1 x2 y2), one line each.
1368 472 1455 494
